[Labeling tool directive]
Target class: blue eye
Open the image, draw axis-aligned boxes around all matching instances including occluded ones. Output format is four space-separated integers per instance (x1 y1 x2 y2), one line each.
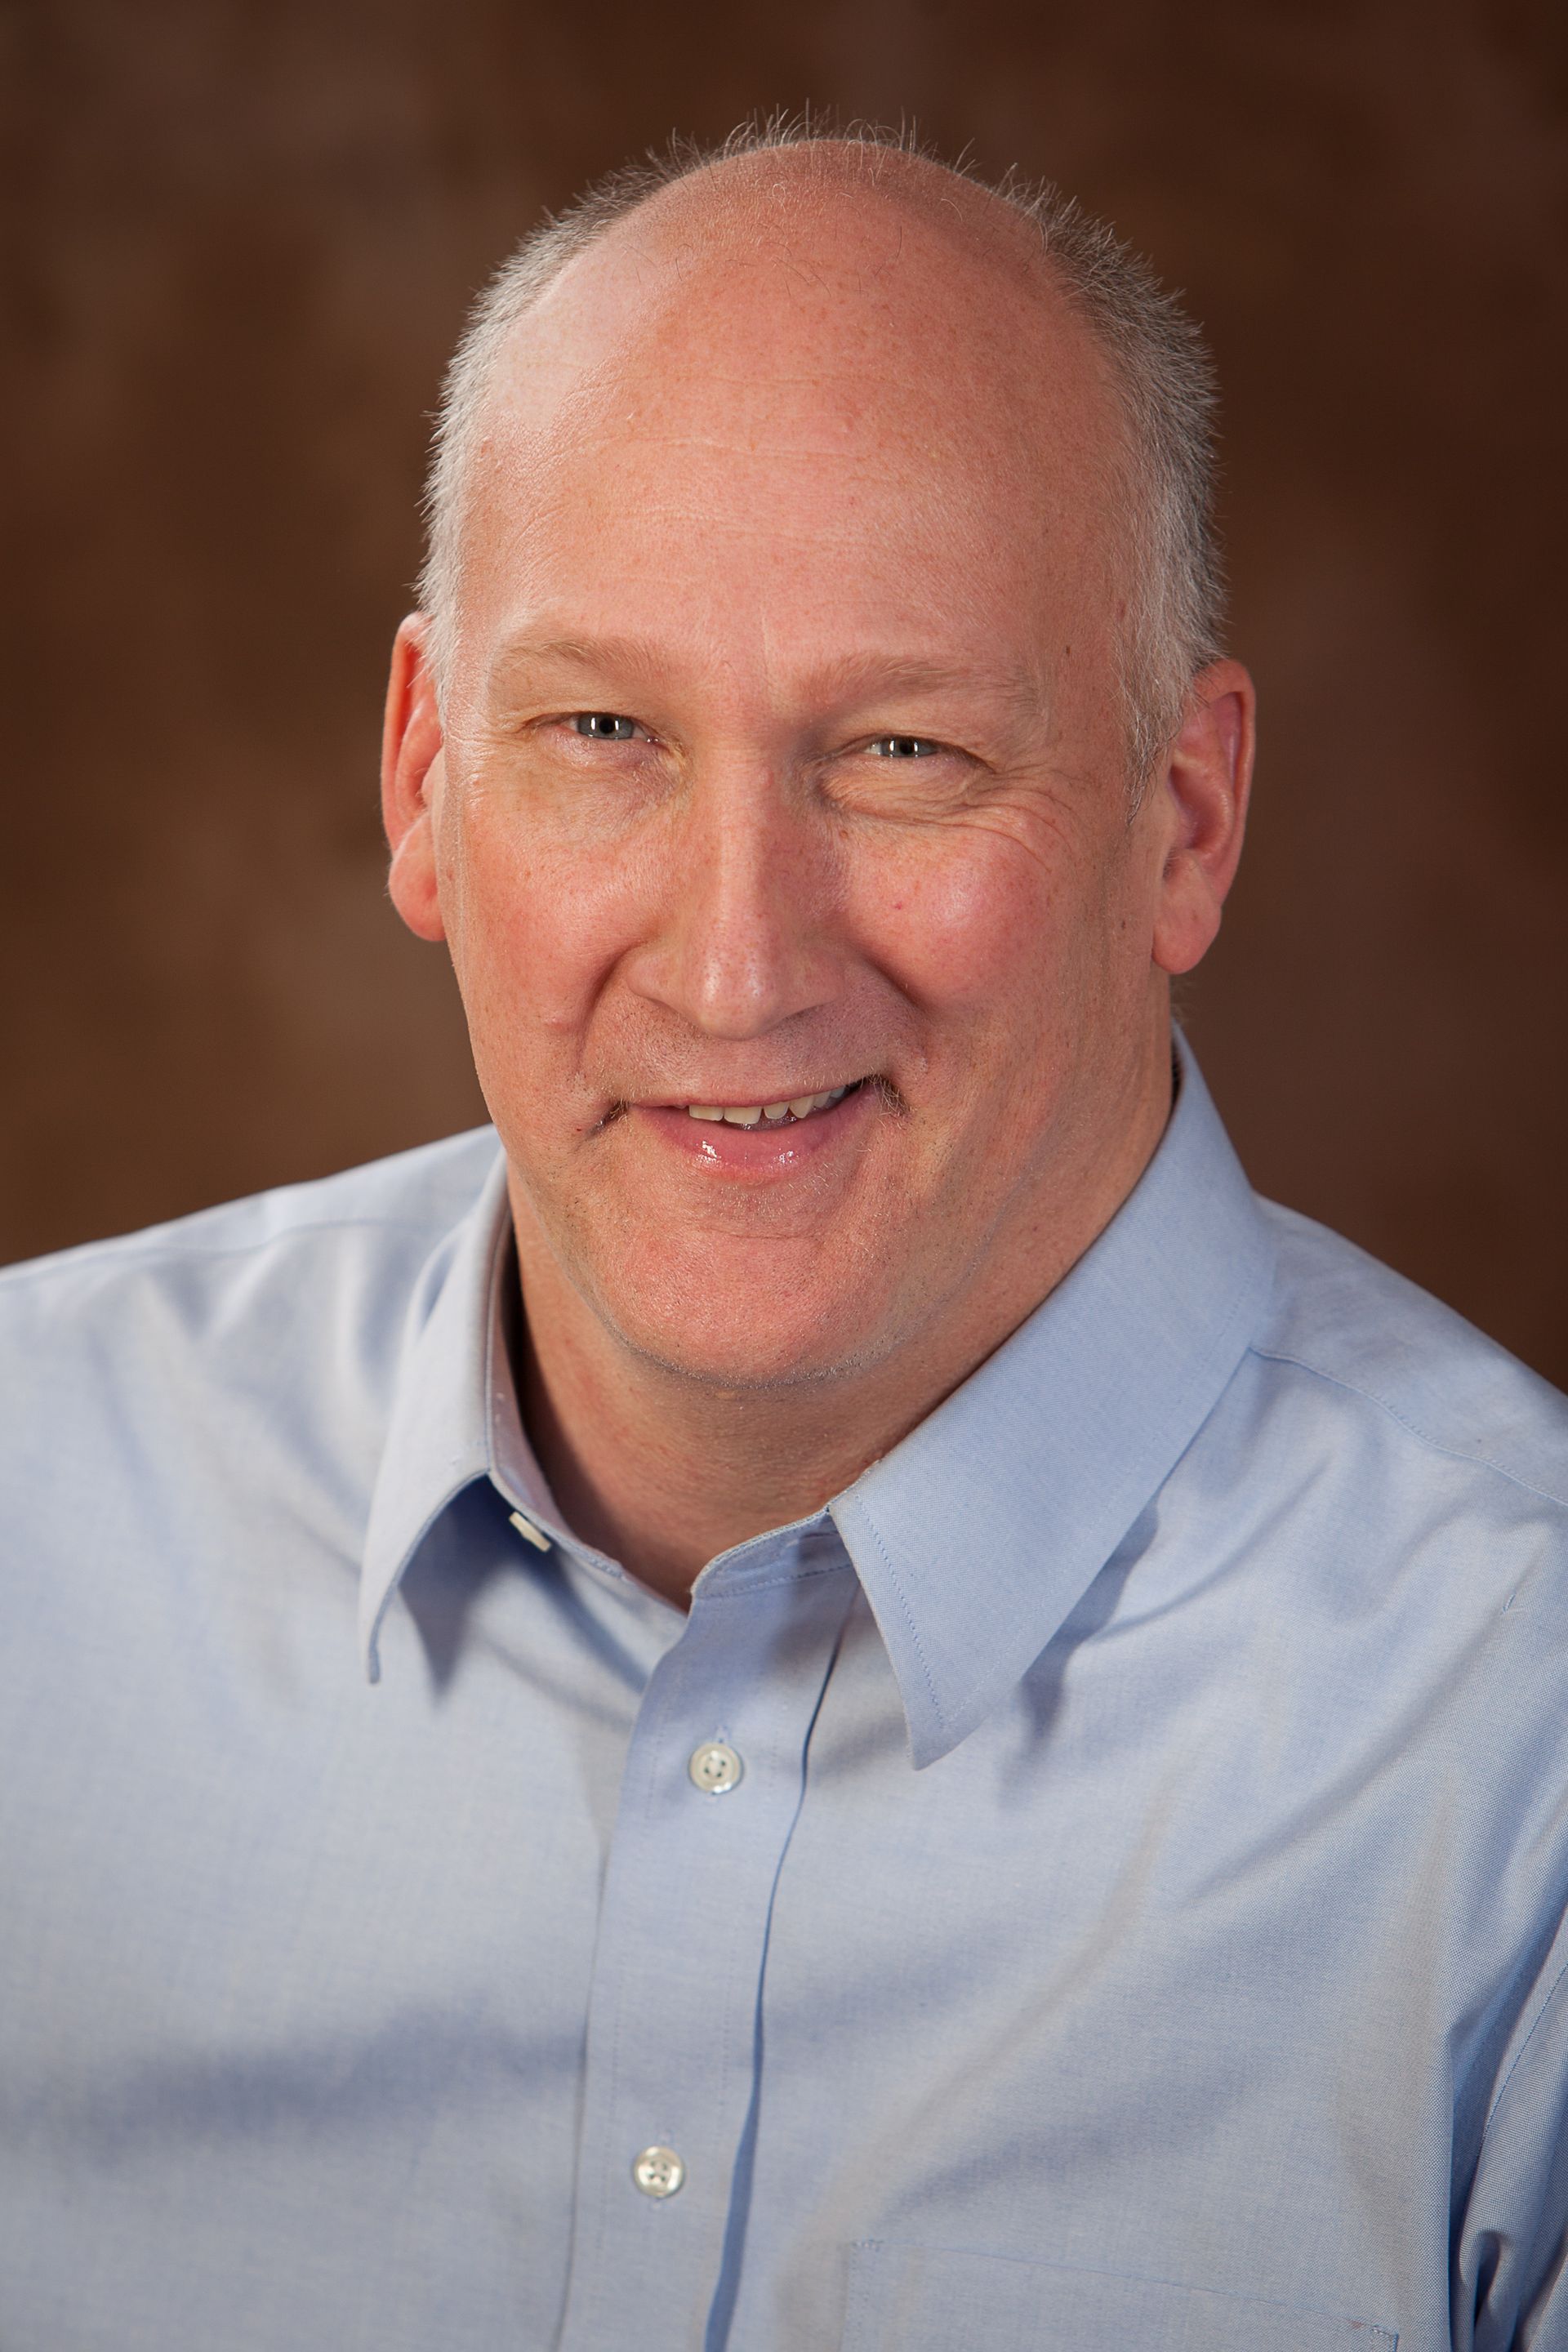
573 713 639 740
869 735 940 759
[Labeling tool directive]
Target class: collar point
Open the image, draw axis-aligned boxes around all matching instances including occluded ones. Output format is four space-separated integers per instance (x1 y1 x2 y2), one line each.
903 1693 971 1771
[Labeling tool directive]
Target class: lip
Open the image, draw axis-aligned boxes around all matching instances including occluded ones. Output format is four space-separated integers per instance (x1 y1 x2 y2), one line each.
630 1083 873 1173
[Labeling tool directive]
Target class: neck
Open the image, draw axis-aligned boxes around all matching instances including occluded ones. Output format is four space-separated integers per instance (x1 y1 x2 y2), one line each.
518 1298 930 1606
511 1041 1175 1606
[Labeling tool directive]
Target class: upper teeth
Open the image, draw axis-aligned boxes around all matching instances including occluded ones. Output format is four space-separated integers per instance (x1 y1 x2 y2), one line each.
686 1085 850 1127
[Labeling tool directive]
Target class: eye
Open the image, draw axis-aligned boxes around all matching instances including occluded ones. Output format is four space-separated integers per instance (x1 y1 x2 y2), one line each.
866 734 942 760
572 712 643 741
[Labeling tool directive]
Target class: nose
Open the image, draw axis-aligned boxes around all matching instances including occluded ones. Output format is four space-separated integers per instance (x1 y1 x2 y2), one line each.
628 760 840 1041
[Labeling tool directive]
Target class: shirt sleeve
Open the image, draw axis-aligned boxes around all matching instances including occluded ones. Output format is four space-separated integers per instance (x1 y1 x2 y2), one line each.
1458 1923 1568 2350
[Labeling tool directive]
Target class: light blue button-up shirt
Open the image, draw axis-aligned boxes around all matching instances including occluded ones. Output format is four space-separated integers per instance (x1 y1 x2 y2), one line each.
4 1047 1568 2352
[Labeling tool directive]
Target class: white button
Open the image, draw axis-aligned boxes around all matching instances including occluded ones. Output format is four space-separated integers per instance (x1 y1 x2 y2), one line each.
688 1740 743 1794
508 1510 551 1553
632 2144 685 2198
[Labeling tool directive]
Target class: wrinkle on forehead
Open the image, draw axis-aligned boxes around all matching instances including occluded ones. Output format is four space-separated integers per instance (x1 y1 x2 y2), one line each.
474 148 1122 506
448 150 1134 715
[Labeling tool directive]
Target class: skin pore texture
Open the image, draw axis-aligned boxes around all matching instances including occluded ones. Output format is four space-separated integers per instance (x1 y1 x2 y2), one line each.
382 147 1254 1605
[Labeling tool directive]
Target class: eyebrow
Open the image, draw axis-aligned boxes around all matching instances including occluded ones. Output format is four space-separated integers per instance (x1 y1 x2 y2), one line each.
484 631 1049 728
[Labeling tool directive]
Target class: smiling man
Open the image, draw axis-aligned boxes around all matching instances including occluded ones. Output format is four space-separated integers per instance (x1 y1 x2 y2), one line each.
4 127 1568 2352
381 138 1247 1597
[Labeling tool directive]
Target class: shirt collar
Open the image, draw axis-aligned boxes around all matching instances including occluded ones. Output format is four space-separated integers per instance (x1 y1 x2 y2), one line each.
359 1145 552 1680
360 1038 1276 1757
831 1037 1276 1763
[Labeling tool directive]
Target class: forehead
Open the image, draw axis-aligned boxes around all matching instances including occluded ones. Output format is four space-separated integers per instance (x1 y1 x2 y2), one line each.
455 159 1127 680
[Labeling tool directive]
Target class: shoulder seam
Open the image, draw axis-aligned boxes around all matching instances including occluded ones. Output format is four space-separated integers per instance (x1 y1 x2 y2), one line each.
1249 1343 1568 1513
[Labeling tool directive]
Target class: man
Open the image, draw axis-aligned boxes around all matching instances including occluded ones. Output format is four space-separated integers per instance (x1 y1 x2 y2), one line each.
2 125 1567 2352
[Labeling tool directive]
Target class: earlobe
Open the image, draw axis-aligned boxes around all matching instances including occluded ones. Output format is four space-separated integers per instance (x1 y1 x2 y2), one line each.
381 614 448 945
1150 659 1255 978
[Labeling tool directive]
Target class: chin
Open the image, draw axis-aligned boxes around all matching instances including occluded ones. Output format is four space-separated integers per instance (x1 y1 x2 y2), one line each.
599 1263 893 1393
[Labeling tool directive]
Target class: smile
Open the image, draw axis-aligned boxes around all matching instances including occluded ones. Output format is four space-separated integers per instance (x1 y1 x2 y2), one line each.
680 1083 858 1129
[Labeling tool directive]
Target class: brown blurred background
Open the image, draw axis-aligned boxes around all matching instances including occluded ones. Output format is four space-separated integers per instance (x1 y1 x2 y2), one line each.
3 0 1566 1379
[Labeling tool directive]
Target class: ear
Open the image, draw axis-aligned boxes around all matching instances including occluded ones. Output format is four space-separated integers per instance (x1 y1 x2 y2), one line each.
381 613 448 944
1149 658 1255 977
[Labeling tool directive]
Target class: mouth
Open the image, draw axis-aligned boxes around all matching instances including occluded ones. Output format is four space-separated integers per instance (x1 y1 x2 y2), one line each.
678 1080 862 1129
604 1075 886 1174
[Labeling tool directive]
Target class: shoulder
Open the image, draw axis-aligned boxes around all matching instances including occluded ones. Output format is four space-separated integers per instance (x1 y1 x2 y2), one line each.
1250 1197 1568 1512
0 1127 501 1330
0 1130 504 1499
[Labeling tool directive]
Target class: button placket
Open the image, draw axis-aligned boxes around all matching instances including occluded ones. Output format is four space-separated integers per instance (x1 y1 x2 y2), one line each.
555 1544 857 2352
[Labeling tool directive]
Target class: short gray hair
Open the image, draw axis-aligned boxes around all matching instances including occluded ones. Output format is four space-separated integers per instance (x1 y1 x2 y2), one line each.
418 120 1226 788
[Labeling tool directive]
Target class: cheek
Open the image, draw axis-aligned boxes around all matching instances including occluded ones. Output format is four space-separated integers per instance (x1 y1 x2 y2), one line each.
846 828 1085 1025
439 796 644 1044
845 817 1155 1138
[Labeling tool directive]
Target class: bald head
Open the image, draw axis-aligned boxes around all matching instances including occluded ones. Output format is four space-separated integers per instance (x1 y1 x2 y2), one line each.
420 129 1223 786
456 154 1129 746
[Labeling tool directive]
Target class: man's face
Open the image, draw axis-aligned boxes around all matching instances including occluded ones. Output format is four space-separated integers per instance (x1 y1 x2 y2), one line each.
390 173 1241 1391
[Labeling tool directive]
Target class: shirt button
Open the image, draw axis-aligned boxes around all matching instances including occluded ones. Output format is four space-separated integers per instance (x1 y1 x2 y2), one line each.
632 2145 685 2198
688 1740 743 1795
